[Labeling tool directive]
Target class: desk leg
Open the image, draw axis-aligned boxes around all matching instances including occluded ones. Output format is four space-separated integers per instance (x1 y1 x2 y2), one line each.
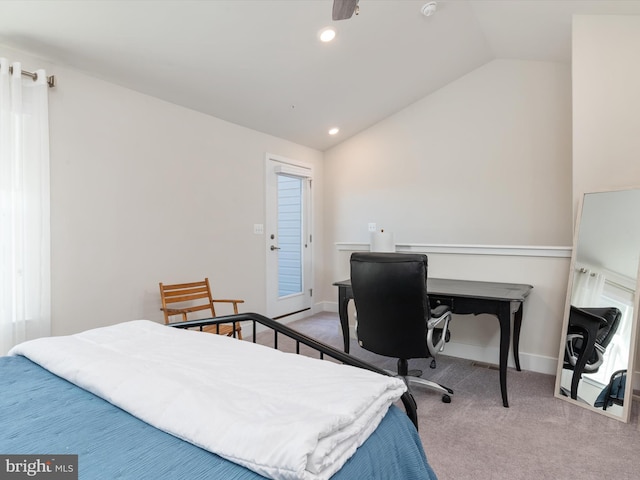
498 302 511 408
338 287 351 354
512 302 523 372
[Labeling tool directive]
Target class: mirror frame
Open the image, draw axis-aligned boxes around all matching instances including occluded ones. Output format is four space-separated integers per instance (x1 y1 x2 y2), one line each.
554 187 640 422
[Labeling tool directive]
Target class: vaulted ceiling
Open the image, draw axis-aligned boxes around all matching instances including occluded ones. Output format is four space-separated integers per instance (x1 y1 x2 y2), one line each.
1 0 640 151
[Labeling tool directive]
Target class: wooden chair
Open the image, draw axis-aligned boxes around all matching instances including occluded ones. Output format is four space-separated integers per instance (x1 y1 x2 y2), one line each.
159 278 243 339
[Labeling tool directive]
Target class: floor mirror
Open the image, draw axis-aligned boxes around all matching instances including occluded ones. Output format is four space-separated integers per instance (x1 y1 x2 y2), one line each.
554 187 640 422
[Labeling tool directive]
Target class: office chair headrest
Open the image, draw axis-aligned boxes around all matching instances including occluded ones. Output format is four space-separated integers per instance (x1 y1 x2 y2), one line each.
351 252 428 265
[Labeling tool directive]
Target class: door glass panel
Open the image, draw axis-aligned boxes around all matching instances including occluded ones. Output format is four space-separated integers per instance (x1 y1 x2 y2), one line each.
277 174 302 298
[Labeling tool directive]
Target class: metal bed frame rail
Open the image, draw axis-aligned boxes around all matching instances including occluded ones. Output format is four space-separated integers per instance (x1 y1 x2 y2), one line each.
167 312 419 429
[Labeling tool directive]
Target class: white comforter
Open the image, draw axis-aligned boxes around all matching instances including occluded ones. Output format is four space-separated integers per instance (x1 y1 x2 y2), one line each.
9 320 406 480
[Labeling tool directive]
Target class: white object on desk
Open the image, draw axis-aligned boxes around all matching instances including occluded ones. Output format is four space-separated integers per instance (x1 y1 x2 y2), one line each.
370 230 395 252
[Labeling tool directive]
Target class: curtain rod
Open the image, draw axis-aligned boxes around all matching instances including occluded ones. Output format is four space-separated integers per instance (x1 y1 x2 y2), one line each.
7 65 56 88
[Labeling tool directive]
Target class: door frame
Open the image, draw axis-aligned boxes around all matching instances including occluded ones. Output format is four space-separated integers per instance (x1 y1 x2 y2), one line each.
265 153 313 321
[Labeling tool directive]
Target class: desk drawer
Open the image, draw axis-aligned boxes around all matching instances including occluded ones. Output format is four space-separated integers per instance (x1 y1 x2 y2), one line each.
430 295 454 310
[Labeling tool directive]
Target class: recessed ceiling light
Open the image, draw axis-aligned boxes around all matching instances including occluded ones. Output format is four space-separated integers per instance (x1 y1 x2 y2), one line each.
328 127 340 135
319 28 336 43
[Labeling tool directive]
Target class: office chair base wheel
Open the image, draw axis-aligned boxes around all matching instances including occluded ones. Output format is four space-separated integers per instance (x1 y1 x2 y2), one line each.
442 394 451 403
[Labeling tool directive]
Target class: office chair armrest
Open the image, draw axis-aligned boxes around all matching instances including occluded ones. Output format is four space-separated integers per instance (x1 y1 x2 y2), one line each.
584 342 605 372
427 308 452 356
427 305 451 330
565 333 604 372
431 304 450 319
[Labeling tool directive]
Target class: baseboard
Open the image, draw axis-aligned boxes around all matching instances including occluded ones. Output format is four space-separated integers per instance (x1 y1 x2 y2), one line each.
317 301 338 313
346 331 557 376
319 303 557 375
251 306 635 380
443 342 558 376
323 301 339 313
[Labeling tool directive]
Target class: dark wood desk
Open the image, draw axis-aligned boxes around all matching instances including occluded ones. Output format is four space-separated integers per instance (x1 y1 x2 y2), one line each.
332 278 533 407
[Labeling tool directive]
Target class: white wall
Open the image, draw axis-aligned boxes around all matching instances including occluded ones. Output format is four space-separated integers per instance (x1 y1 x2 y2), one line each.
572 15 640 381
323 59 572 249
572 16 640 203
322 59 573 374
0 45 324 336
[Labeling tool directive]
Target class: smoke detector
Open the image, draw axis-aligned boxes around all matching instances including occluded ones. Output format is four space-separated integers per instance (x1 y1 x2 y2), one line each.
421 2 437 17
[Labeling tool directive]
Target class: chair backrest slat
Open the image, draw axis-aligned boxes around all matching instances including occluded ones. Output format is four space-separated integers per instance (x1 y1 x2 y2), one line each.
163 291 210 304
159 279 214 323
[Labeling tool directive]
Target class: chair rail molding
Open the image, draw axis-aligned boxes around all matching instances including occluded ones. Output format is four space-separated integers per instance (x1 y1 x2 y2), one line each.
335 242 572 258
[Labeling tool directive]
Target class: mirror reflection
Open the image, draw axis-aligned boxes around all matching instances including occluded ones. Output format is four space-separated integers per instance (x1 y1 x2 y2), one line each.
556 188 640 420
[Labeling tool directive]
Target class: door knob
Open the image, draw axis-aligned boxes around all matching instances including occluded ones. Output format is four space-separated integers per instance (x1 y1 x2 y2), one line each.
270 245 281 251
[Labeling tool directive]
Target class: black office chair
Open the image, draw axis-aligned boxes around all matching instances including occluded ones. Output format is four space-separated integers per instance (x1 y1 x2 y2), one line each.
562 305 622 400
350 252 454 403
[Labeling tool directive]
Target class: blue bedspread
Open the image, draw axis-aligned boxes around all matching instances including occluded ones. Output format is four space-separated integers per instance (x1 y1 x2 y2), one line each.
0 356 437 479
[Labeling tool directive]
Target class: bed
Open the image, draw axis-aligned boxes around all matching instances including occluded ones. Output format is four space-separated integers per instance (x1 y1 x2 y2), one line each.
0 313 438 480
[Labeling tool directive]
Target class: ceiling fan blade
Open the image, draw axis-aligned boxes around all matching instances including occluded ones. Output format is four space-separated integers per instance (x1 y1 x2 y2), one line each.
332 0 358 20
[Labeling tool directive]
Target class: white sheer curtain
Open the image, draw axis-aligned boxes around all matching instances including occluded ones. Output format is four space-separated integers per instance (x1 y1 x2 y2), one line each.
0 59 51 355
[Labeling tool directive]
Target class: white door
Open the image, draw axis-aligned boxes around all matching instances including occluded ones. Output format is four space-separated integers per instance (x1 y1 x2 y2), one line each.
265 156 312 319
